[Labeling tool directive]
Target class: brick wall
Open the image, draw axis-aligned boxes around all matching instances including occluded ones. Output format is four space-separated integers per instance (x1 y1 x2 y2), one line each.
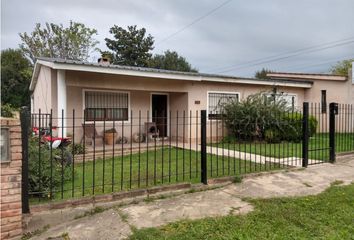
1 118 22 240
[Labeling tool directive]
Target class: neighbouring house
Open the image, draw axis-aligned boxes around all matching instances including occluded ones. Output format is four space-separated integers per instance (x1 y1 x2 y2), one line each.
29 57 353 142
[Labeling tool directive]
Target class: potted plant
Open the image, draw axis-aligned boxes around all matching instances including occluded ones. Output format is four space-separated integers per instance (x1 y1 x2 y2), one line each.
104 128 117 145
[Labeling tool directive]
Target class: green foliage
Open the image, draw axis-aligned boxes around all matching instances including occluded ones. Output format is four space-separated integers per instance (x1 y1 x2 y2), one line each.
264 128 281 143
1 49 32 107
281 112 303 142
105 25 154 66
222 92 317 143
19 21 99 63
1 103 17 118
222 92 291 140
28 137 72 198
68 143 86 155
254 68 273 79
148 50 198 72
330 59 353 76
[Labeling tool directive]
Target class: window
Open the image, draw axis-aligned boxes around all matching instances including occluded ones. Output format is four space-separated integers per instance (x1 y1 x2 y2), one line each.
84 91 129 121
265 93 297 111
208 92 239 119
0 128 10 162
321 90 327 113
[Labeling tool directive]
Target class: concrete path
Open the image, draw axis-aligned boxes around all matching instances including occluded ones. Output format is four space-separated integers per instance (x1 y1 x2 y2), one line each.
25 157 354 240
172 143 322 167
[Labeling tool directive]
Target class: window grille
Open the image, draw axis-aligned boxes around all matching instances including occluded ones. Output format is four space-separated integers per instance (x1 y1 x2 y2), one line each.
208 92 239 119
84 91 129 121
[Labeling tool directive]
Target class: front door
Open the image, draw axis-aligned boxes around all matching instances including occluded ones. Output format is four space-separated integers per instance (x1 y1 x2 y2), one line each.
152 94 168 137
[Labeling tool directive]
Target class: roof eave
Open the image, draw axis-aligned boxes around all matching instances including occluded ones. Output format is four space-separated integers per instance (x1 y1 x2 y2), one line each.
29 59 313 91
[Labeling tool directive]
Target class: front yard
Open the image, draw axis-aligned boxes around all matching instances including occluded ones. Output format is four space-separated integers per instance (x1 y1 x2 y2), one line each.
129 182 354 240
211 133 354 161
30 147 280 202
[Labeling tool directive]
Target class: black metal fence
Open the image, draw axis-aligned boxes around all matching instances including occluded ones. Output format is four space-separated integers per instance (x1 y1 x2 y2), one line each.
20 102 354 210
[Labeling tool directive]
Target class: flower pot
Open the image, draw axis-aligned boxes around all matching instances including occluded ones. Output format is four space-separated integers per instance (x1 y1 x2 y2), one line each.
104 132 116 145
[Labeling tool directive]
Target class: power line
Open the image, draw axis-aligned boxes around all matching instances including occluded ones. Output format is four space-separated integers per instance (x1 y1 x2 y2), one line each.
284 55 354 72
283 54 354 71
216 39 354 73
156 0 233 46
205 36 354 73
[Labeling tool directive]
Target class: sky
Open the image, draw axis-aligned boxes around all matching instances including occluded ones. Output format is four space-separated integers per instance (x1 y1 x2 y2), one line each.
1 0 354 77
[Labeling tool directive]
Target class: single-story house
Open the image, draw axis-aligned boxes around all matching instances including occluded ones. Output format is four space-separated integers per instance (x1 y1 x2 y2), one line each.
29 57 353 142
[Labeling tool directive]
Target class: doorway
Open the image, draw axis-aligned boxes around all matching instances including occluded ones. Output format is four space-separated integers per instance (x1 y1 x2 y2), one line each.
151 93 168 137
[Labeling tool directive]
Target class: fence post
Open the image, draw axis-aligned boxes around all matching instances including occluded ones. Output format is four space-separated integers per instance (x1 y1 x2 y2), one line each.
201 110 207 184
302 102 309 168
329 102 337 163
20 106 30 214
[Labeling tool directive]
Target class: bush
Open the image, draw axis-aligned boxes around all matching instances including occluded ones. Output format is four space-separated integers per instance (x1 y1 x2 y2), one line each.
280 113 318 142
309 115 318 137
28 137 73 198
222 92 318 143
68 143 86 155
222 92 290 141
1 103 16 118
264 128 282 143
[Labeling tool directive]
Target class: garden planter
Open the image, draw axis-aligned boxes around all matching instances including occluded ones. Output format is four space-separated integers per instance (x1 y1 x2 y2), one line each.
104 128 117 145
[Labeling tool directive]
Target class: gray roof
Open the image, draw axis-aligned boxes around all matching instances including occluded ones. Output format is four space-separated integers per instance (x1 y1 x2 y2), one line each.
35 57 313 85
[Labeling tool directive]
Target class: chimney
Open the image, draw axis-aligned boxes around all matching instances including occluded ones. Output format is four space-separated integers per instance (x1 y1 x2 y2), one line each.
98 57 110 66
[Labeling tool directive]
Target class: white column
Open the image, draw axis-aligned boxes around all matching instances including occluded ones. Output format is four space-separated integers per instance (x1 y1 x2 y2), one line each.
57 70 67 137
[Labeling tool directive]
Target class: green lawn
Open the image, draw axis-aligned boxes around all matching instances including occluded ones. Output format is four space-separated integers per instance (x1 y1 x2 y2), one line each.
129 183 354 240
30 147 282 203
211 133 354 161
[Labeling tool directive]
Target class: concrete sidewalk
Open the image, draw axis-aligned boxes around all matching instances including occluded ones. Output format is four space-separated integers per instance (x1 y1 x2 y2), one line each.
171 143 322 167
27 157 354 240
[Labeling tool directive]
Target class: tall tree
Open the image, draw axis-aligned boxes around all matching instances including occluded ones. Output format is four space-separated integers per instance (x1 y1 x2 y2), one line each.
148 50 198 72
255 68 273 79
1 49 32 107
330 59 354 76
104 25 154 66
19 21 99 63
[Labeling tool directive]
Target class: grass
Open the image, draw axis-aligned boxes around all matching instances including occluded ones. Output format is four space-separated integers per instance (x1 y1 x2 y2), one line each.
211 133 354 161
30 147 281 203
129 183 354 240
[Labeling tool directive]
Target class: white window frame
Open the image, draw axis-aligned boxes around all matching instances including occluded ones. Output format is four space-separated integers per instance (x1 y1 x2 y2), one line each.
82 89 131 124
207 91 240 120
265 92 298 110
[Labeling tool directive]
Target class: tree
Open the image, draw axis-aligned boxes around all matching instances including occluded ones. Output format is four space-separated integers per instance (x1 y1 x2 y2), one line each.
19 21 99 63
104 25 154 66
1 49 32 107
330 59 354 76
148 50 198 72
255 68 273 79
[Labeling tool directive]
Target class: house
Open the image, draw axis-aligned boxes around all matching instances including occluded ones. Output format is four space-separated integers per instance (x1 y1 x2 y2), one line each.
29 57 353 142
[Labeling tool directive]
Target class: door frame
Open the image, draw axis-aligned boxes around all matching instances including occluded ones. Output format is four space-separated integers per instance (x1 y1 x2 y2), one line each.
150 92 170 137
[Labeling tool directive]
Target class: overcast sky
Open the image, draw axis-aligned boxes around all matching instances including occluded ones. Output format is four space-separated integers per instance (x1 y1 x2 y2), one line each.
1 0 354 77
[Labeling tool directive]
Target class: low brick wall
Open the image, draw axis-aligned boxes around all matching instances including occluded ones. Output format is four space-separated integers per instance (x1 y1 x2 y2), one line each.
1 118 22 240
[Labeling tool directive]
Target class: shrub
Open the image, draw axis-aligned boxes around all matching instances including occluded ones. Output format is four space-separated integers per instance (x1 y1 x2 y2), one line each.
68 143 86 155
28 137 73 198
280 113 318 142
1 103 16 118
280 113 303 142
309 116 318 137
264 128 282 143
222 92 290 141
222 92 318 143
